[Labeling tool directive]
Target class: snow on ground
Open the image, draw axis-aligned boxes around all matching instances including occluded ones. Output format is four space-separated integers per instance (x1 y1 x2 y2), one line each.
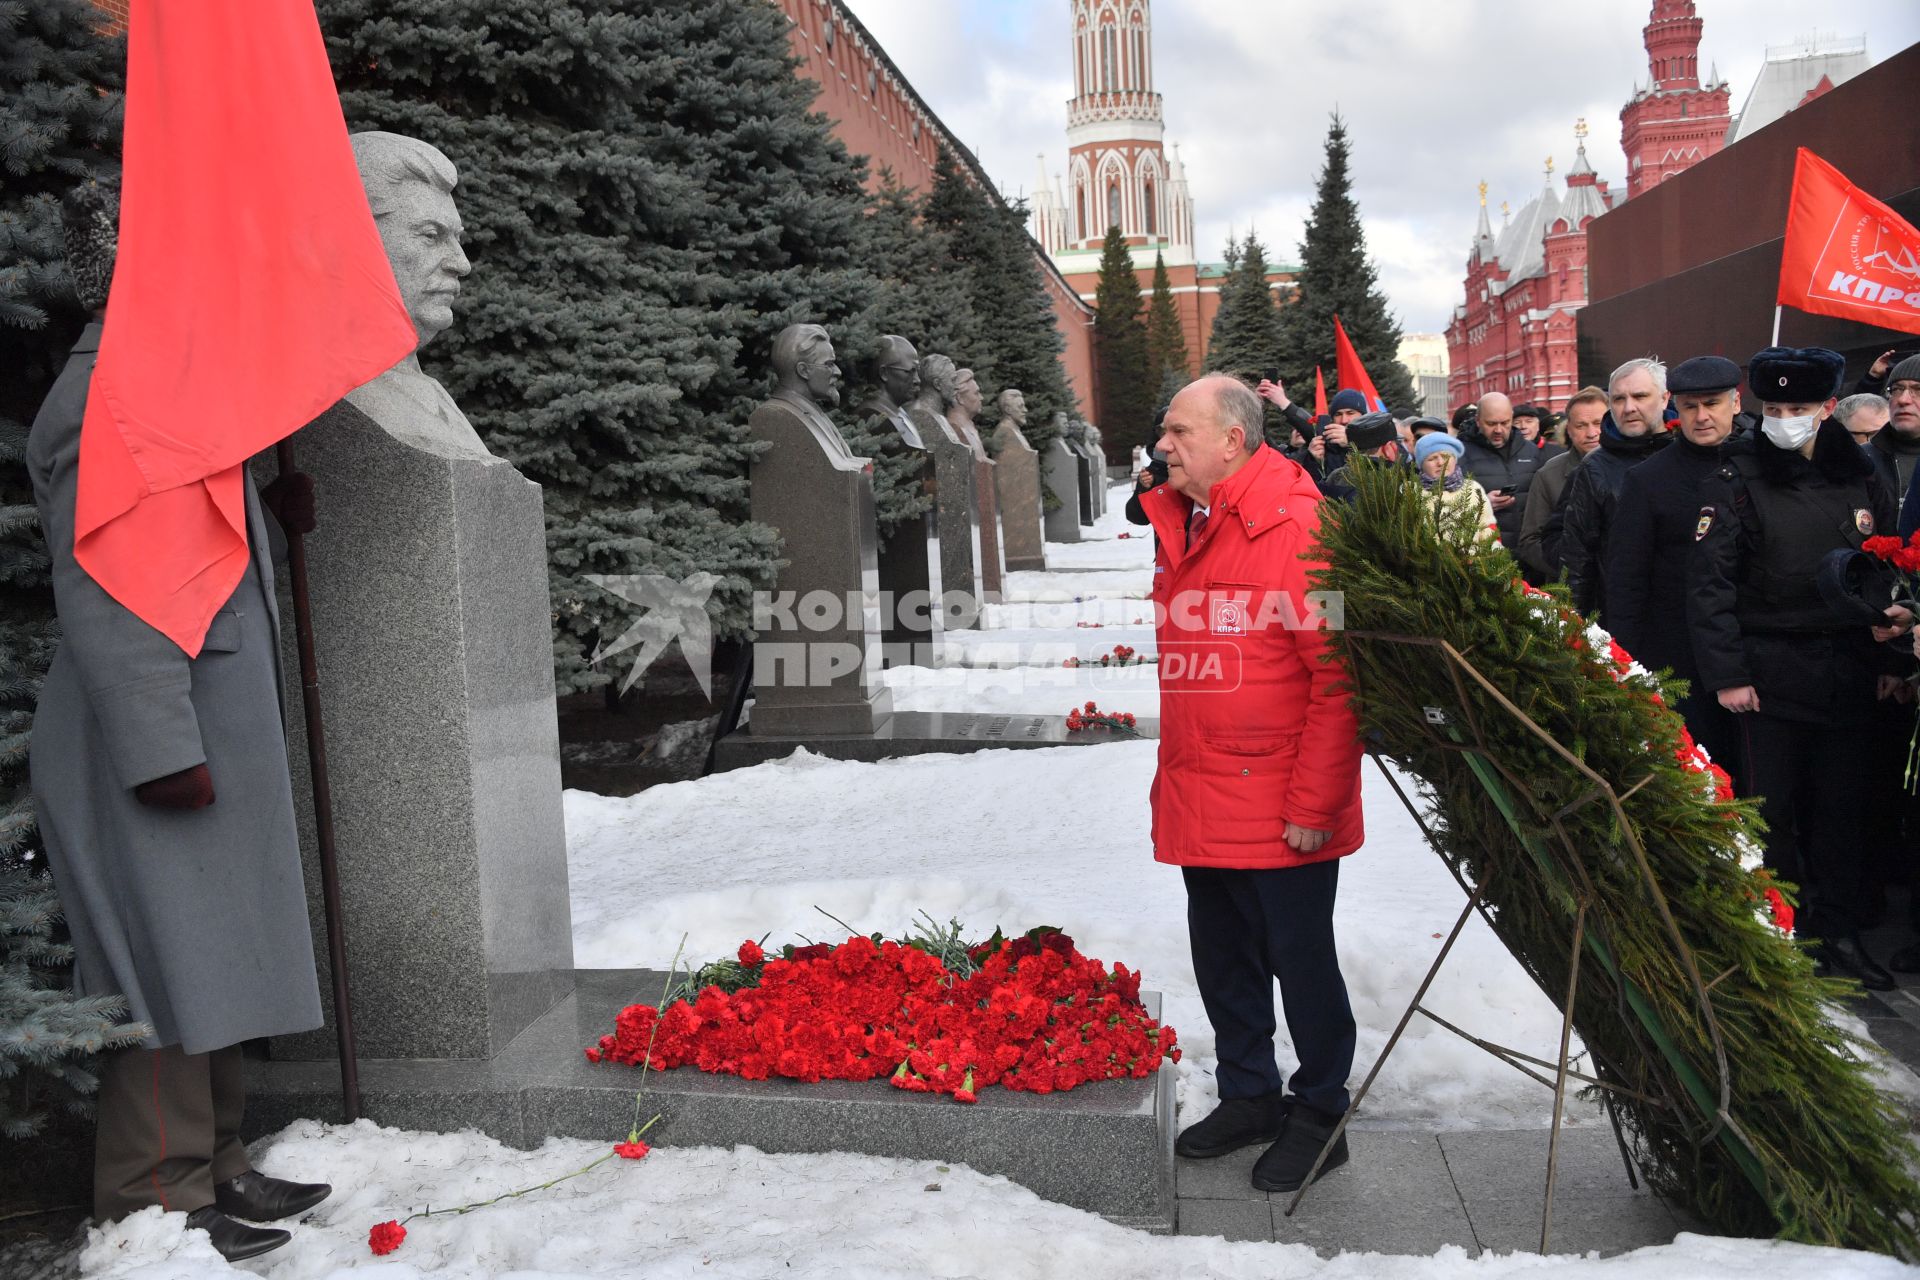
71 480 1920 1277
565 743 1598 1133
75 1123 1918 1280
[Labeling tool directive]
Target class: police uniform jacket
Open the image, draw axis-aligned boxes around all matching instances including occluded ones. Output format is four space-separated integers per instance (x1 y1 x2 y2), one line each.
1604 430 1749 683
1687 419 1897 726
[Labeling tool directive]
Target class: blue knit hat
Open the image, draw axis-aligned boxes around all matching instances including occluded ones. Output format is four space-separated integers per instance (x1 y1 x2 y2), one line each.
1329 388 1369 415
1414 432 1464 469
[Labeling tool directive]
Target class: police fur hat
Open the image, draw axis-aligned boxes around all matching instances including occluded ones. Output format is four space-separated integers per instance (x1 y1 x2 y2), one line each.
1668 355 1742 396
61 179 119 313
1329 388 1369 415
1746 346 1845 404
1346 411 1398 451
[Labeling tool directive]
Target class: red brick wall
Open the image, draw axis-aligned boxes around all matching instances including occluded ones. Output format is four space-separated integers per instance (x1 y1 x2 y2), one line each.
89 0 127 33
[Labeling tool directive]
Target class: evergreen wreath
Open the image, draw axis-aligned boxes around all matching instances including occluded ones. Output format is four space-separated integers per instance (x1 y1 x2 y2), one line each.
1313 458 1920 1256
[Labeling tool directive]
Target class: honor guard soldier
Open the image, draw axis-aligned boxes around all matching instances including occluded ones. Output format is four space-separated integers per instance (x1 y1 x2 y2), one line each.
1688 346 1907 990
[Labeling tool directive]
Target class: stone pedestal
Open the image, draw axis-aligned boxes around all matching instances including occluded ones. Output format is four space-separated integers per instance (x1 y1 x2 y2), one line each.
1070 444 1097 523
1043 440 1084 544
912 409 984 631
749 397 893 737
991 421 1047 572
962 436 1007 599
269 401 574 1063
874 447 942 669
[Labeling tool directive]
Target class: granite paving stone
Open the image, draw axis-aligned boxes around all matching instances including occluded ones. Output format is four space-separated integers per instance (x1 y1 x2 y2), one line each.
1176 1198 1273 1242
1271 1131 1480 1257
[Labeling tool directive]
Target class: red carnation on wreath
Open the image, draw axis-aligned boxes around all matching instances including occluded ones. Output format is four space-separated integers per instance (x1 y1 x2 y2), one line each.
738 939 765 967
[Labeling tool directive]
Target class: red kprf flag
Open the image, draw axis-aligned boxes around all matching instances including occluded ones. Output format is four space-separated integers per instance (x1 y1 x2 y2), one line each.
1776 147 1920 336
1312 366 1329 419
1333 315 1384 412
75 0 416 656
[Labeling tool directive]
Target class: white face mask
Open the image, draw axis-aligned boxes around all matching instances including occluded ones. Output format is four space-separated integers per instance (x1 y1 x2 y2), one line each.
1762 413 1819 450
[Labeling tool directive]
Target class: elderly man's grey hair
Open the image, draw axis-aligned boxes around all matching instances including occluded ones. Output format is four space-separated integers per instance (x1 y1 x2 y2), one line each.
1609 356 1668 397
1195 373 1264 454
1835 392 1890 428
351 131 457 219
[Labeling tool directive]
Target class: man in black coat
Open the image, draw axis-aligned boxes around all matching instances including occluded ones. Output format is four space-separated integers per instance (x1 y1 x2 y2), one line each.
1688 346 1907 991
1458 392 1542 549
1562 358 1673 618
1318 412 1405 502
1605 356 1747 772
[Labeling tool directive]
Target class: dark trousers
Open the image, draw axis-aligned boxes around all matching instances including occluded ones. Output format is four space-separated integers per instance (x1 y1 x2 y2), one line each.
1676 684 1742 784
1183 861 1356 1116
1738 713 1874 939
94 1043 250 1222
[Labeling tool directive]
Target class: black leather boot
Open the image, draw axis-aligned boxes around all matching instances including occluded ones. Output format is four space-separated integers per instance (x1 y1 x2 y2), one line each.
1250 1099 1349 1193
215 1170 333 1222
1174 1090 1290 1159
184 1206 291 1262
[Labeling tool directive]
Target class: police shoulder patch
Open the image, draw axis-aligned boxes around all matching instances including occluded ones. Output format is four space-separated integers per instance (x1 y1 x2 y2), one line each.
1695 506 1715 541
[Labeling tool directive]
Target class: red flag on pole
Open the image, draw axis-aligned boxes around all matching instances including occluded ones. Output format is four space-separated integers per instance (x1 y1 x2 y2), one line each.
1333 315 1385 412
75 0 416 656
1312 366 1329 420
1776 147 1920 337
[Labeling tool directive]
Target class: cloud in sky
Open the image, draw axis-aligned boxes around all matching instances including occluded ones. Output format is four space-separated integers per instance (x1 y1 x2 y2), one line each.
842 0 1918 334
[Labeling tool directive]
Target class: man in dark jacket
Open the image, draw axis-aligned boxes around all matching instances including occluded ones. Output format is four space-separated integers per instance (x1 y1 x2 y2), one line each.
1562 358 1673 618
1604 356 1747 771
1865 354 1920 500
1688 346 1907 991
1517 386 1606 580
1458 392 1542 549
1319 412 1405 501
1512 403 1566 463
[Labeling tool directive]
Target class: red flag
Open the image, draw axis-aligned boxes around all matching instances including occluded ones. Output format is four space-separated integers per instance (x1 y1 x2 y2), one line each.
75 0 416 656
1776 147 1920 336
1333 316 1384 412
1312 366 1329 419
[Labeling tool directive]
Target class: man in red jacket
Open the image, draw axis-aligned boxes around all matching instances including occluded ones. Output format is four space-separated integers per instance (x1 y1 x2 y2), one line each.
1140 374 1365 1193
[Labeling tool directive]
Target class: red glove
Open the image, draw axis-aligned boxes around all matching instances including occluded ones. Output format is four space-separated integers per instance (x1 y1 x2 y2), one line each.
135 764 215 810
261 472 316 535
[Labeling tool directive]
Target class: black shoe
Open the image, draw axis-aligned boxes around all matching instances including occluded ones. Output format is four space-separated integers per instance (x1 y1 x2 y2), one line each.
184 1206 291 1263
1888 943 1920 975
1175 1091 1289 1159
1816 934 1896 992
1250 1100 1349 1193
215 1169 333 1222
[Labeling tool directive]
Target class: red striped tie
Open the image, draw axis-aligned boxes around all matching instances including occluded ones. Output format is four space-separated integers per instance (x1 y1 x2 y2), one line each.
1187 507 1209 550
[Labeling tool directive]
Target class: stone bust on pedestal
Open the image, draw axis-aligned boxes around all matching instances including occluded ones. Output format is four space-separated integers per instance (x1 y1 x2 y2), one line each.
344 133 490 461
863 335 924 450
907 353 982 626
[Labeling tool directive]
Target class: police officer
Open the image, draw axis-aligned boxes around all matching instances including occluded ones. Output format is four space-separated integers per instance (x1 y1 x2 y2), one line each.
1606 356 1748 772
1688 347 1906 990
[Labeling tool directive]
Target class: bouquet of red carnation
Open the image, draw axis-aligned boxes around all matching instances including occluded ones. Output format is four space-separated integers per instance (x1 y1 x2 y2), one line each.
588 926 1177 1104
1065 700 1139 734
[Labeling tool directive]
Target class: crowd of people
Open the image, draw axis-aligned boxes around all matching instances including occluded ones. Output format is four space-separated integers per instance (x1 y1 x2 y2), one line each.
1128 347 1920 993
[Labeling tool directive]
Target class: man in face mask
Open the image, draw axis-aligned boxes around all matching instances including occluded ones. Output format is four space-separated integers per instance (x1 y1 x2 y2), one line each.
1688 346 1908 992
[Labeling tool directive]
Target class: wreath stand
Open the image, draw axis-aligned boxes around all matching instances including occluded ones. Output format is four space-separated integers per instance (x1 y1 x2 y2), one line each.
1279 632 1771 1254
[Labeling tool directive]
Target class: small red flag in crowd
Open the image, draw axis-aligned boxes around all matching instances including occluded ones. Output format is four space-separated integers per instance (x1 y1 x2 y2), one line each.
1333 315 1384 412
75 0 416 656
1776 147 1920 337
1312 366 1329 419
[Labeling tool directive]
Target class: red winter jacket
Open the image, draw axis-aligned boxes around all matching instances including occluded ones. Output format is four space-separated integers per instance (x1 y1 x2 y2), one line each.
1142 445 1364 869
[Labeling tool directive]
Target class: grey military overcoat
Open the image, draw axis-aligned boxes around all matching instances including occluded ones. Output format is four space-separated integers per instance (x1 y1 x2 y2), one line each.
28 324 322 1054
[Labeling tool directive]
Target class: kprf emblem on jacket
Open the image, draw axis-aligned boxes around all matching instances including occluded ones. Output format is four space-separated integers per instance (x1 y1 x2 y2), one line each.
1211 597 1247 635
1855 508 1875 535
1695 506 1715 540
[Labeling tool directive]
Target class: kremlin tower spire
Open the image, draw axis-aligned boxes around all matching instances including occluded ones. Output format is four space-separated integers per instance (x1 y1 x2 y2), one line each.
1618 0 1730 197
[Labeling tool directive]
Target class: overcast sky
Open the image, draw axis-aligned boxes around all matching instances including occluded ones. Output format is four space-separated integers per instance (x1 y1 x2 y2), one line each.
844 0 1919 335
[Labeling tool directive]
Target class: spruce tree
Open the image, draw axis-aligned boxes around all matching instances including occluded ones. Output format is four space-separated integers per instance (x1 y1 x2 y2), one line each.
1204 231 1280 376
1144 251 1190 391
0 0 143 1138
317 0 881 691
1274 113 1416 410
1092 227 1151 453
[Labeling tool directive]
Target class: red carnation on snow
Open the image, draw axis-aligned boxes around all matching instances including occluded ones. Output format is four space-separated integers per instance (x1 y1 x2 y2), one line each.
738 939 765 967
368 1221 407 1256
614 1140 652 1160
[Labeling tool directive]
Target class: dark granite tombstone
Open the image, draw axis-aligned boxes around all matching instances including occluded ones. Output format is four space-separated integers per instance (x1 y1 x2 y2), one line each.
863 336 942 667
1066 419 1097 524
991 390 1047 572
907 354 983 632
949 368 1006 599
747 324 892 736
1042 435 1084 544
